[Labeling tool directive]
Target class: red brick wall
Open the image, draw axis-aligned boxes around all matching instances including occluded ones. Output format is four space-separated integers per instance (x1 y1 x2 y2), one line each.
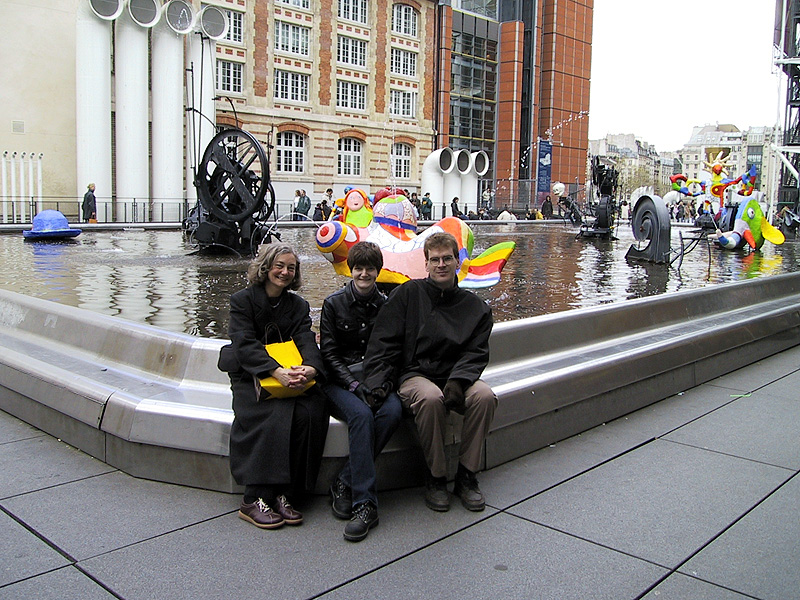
495 21 524 181
538 0 592 189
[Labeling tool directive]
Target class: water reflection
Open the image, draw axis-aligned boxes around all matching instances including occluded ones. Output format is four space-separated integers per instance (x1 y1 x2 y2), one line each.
1 225 797 339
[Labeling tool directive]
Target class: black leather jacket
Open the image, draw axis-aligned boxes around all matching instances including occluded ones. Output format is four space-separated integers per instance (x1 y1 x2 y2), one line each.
320 281 387 389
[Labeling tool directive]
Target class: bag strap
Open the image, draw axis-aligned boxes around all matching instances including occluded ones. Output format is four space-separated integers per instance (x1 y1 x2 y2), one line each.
264 322 285 344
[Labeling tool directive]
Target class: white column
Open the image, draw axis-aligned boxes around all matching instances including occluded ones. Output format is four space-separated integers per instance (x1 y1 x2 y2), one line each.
462 151 489 208
18 152 26 222
444 149 471 211
152 20 186 221
114 8 150 222
28 153 36 215
10 153 17 222
186 32 217 204
421 148 455 219
1 152 8 223
76 0 113 222
37 154 43 215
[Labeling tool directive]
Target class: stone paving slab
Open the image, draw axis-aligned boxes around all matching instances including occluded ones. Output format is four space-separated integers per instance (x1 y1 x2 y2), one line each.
315 512 666 600
1 470 237 561
0 434 115 500
664 390 800 470
0 510 68 588
0 408 44 445
0 566 117 600
705 344 800 393
483 381 743 509
78 488 497 600
639 572 755 599
679 472 800 600
508 438 793 570
757 368 800 402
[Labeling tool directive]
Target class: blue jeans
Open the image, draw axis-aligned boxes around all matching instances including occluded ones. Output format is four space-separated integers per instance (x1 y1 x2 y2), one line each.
324 384 403 508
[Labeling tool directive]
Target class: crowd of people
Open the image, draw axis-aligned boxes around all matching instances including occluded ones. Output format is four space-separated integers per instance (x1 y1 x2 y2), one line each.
218 234 498 543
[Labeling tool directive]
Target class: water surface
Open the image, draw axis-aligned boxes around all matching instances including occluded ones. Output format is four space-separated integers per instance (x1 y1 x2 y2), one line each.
1 223 796 339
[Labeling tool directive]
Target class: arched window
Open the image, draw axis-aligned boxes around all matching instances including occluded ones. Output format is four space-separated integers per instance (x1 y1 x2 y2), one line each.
391 143 412 179
338 138 362 176
392 4 418 37
276 132 305 173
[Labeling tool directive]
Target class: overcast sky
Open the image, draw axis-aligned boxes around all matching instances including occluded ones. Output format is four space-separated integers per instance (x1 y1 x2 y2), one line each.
588 0 784 152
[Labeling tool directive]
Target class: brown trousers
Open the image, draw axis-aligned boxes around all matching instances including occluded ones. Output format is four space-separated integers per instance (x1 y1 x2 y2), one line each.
398 376 497 478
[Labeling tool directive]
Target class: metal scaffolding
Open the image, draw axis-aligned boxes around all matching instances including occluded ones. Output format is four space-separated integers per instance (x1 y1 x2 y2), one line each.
776 0 800 212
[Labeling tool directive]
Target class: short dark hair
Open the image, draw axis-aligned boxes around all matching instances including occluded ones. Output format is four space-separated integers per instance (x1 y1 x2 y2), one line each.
424 232 459 260
347 241 383 272
246 243 302 290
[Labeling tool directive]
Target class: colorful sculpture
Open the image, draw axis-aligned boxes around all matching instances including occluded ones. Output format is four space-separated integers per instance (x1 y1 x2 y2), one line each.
711 195 785 251
316 189 515 288
669 173 705 198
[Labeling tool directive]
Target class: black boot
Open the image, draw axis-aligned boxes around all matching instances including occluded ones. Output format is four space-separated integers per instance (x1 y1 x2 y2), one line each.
453 464 485 511
424 473 450 512
344 502 379 542
330 477 352 519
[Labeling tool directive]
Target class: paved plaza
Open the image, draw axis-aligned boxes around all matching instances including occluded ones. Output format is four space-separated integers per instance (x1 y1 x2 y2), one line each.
1 345 799 599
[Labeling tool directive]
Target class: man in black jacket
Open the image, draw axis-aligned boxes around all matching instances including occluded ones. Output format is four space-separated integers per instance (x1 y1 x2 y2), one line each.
320 242 402 541
363 232 497 512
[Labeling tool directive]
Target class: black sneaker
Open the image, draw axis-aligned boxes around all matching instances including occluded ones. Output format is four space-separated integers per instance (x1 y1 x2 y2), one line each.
343 502 379 542
330 478 352 520
453 468 485 511
424 475 450 512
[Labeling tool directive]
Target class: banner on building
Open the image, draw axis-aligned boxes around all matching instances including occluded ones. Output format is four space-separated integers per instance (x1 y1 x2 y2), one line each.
535 139 552 206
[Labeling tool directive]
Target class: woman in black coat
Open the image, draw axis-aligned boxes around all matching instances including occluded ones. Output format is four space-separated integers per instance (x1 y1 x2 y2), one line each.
218 243 328 530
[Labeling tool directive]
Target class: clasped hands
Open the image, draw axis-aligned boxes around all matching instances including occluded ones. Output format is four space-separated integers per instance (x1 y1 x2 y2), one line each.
271 365 316 390
352 382 390 410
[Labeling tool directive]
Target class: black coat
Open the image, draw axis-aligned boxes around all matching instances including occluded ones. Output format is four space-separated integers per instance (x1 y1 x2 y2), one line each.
363 277 492 391
218 284 328 489
319 281 386 389
82 190 96 220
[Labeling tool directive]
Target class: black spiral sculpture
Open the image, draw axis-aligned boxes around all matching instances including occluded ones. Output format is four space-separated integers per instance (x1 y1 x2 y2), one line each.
625 194 671 263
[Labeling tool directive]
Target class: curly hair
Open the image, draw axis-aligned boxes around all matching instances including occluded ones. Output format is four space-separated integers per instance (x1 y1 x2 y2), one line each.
246 243 302 290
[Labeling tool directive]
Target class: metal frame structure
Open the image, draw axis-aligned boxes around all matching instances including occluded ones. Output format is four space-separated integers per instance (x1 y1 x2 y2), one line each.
776 0 800 212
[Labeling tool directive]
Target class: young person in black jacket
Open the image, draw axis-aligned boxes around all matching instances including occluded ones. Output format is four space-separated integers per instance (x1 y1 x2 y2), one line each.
363 232 497 512
320 242 402 542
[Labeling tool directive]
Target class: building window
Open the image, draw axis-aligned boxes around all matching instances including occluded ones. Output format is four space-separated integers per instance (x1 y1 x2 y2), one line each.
274 21 310 56
277 0 310 8
216 60 242 93
337 80 367 111
390 89 417 118
276 132 305 173
223 9 243 44
391 143 411 179
392 4 418 37
338 138 362 176
338 36 367 67
339 0 368 24
274 70 309 103
458 0 497 19
390 48 417 77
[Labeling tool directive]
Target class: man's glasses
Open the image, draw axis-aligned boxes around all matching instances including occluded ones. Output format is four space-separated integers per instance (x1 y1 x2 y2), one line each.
427 255 455 266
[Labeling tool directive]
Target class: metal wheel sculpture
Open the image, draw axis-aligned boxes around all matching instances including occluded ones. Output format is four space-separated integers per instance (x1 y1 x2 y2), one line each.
186 128 279 254
196 128 273 223
625 194 671 263
595 196 614 229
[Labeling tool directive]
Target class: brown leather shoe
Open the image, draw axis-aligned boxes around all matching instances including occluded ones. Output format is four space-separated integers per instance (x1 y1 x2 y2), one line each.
275 494 303 525
238 498 284 529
